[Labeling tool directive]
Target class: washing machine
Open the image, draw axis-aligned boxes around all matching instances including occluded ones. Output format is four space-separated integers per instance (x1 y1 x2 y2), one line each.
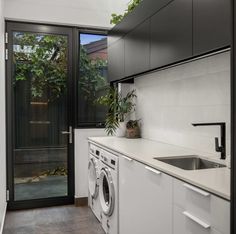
99 149 118 234
88 143 102 221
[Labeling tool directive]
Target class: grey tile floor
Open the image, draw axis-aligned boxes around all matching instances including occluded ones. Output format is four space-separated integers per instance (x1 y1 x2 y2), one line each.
3 205 105 234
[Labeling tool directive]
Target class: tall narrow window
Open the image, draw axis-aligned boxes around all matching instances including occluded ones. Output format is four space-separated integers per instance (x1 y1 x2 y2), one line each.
78 33 108 127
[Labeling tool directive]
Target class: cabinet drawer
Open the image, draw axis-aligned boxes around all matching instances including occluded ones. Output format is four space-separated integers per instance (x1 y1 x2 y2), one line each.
174 205 221 234
173 179 230 234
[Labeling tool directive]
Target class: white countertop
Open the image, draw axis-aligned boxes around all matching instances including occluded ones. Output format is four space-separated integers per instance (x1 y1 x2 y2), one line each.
88 136 230 201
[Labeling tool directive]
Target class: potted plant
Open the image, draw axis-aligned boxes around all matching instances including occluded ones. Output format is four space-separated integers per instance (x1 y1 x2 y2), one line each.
96 86 136 136
126 120 140 138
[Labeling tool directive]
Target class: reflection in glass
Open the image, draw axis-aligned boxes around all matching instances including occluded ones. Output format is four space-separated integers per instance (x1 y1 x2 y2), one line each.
13 32 68 200
78 33 108 126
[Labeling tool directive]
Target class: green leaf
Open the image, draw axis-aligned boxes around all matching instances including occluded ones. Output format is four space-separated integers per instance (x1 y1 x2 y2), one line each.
110 0 142 25
95 86 136 135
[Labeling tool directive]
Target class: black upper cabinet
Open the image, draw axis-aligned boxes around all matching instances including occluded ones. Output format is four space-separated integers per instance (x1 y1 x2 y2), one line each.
108 0 173 46
193 0 230 56
124 19 150 77
108 39 124 82
108 0 230 82
150 0 192 70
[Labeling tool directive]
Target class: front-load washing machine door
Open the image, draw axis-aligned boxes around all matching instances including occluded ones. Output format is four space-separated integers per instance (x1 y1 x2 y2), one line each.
99 167 115 217
88 157 99 199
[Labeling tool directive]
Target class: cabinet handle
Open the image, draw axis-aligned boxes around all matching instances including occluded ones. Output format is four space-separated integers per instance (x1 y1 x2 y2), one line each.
122 155 133 162
183 211 211 229
145 166 161 175
183 183 210 197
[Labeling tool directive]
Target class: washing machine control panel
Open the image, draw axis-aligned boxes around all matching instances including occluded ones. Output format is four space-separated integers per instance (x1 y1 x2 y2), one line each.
89 144 101 159
100 150 118 170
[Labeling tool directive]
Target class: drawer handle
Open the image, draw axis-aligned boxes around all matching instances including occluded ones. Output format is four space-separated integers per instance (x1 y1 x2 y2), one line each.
122 155 133 161
183 211 211 229
183 183 210 197
145 166 161 175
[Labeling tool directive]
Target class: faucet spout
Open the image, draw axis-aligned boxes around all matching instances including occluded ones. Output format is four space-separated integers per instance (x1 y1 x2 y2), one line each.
191 122 226 160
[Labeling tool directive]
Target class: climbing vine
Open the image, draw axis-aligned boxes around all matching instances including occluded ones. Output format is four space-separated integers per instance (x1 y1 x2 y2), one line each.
110 0 142 25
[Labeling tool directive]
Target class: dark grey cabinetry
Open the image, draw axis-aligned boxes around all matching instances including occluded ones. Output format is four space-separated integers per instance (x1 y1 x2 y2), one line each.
150 0 192 69
193 0 230 55
108 0 230 83
124 19 150 77
108 0 173 45
108 39 124 82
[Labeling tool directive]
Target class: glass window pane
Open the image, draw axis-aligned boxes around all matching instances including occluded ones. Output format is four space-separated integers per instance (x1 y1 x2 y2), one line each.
78 33 108 126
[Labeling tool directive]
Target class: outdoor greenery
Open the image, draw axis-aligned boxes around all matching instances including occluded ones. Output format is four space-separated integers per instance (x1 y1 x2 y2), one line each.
14 33 107 103
96 86 136 135
14 33 68 101
79 46 108 104
110 0 142 25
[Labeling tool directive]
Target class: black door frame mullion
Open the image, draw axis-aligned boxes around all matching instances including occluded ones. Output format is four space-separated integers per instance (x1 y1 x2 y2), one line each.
5 21 75 210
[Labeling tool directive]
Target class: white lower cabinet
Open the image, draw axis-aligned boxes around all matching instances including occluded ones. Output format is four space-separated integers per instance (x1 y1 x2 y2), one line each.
119 155 173 234
173 179 230 234
173 205 222 234
118 153 230 234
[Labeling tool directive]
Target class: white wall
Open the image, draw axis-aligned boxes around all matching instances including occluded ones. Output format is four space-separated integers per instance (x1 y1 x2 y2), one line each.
4 0 129 28
74 129 106 198
135 51 230 159
0 0 6 231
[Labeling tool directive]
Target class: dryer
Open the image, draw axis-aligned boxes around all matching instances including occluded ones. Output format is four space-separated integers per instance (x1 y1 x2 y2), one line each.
88 143 102 221
99 149 118 234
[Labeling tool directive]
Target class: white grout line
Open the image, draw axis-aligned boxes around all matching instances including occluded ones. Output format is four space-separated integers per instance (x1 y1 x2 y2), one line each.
0 202 7 234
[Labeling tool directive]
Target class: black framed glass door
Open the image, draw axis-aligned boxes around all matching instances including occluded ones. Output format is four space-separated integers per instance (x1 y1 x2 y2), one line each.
6 22 74 209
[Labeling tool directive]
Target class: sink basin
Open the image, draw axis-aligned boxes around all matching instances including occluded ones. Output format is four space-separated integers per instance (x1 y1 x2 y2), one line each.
154 155 226 170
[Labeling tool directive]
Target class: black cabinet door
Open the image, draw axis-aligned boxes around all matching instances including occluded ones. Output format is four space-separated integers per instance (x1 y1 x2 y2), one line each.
193 0 230 55
124 19 150 77
108 39 125 82
150 0 192 70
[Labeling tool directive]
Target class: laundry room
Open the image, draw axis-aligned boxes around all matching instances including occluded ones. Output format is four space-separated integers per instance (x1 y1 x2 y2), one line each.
0 0 235 234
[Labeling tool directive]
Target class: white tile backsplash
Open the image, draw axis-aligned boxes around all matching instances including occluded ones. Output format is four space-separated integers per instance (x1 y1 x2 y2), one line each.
134 51 230 159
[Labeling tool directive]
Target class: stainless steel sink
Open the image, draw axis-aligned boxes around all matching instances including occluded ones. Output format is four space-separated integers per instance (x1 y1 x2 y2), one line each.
154 155 226 170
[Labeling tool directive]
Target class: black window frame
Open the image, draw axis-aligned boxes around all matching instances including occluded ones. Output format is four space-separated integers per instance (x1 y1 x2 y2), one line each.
74 29 108 128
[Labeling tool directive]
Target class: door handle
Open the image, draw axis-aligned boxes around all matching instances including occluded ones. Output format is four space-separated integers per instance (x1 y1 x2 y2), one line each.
61 126 73 144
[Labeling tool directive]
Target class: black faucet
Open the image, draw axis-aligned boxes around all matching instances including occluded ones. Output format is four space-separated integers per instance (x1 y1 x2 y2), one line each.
191 122 226 160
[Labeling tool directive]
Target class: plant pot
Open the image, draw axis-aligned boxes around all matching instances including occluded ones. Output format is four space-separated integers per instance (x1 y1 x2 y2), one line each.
126 126 140 139
115 122 126 137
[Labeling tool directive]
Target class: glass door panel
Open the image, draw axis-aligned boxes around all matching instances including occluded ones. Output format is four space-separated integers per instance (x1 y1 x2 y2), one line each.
13 32 69 200
6 22 74 206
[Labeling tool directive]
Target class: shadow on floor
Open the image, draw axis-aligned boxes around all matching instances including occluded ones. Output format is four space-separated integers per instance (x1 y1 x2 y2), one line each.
3 205 105 234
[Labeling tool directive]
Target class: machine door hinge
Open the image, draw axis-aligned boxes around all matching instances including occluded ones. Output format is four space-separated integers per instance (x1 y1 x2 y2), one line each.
6 190 9 201
5 32 8 44
5 49 8 60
